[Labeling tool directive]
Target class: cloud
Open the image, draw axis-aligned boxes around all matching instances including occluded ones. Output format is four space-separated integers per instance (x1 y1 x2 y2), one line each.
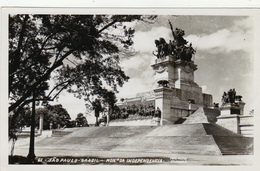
133 26 172 53
123 20 139 28
201 85 207 92
222 77 230 81
116 26 174 98
233 17 253 31
118 52 155 98
118 17 253 99
47 92 86 120
186 17 253 54
117 77 154 99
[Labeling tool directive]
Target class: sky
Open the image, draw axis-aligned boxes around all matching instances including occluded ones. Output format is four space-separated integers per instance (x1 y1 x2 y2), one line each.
49 15 255 122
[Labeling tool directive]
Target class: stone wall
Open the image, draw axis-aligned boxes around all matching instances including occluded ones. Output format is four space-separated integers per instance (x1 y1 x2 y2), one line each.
217 115 240 134
153 86 213 125
203 93 213 107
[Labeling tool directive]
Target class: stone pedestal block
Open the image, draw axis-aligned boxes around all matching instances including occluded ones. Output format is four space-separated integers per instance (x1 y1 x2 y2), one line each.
39 113 44 135
173 60 199 91
238 102 245 115
154 87 173 125
218 102 247 134
151 55 213 125
151 56 176 88
220 103 243 116
217 115 240 134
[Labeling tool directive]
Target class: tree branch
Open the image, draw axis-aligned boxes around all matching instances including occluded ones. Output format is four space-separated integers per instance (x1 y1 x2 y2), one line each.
98 19 117 34
53 47 64 65
46 80 71 98
9 62 36 77
50 82 70 101
9 48 76 113
9 15 30 89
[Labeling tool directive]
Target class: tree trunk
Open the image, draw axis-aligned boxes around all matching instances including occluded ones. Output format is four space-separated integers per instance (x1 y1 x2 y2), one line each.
27 90 36 161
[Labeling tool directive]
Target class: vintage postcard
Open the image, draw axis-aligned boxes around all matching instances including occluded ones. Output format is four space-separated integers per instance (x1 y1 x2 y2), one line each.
1 3 260 171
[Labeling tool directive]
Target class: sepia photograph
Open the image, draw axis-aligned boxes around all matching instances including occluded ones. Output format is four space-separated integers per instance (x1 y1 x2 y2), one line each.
1 5 260 171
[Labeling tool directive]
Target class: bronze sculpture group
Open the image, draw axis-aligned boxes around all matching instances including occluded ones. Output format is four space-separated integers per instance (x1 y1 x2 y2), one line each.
222 88 242 105
153 21 196 62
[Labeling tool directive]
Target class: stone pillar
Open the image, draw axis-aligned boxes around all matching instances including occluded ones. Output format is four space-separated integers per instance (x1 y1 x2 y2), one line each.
154 87 173 125
238 102 245 115
106 114 110 126
188 101 192 116
218 102 246 134
173 60 199 91
151 56 176 89
39 113 44 135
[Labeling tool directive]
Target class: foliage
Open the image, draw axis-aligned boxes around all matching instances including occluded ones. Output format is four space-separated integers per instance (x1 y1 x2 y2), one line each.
9 14 156 130
9 106 31 130
9 104 71 130
66 120 77 128
75 113 88 127
35 104 71 129
45 104 71 128
100 103 156 122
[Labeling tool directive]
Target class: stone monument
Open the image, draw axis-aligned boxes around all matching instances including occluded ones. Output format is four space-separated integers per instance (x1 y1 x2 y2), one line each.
220 89 245 115
152 22 212 125
217 89 252 135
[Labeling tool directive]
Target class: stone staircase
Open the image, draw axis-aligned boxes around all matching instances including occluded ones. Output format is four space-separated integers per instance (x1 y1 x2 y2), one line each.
202 123 253 155
239 115 254 137
212 136 253 155
51 130 73 137
113 135 221 155
34 124 253 155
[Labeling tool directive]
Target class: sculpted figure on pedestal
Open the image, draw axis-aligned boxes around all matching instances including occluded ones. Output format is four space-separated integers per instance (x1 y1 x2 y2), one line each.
157 80 169 87
153 21 196 62
153 38 169 58
221 88 241 106
222 92 229 104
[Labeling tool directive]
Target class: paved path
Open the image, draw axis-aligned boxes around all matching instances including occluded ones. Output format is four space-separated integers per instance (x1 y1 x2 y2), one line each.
12 146 253 165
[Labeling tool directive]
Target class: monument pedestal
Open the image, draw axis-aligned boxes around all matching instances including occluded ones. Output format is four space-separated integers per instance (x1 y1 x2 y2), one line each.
154 87 173 125
151 56 176 88
238 102 245 115
152 55 213 125
220 103 241 115
217 102 245 134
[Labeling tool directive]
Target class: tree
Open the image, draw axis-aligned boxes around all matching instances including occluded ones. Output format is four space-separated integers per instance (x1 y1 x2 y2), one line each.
75 113 88 127
9 106 31 130
35 104 71 129
9 104 71 130
9 106 31 157
92 99 102 126
44 104 71 129
67 120 77 128
102 91 117 124
8 14 156 161
9 15 157 127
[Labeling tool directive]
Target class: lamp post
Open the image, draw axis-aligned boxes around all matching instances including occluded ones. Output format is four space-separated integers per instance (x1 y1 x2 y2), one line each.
27 81 36 161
